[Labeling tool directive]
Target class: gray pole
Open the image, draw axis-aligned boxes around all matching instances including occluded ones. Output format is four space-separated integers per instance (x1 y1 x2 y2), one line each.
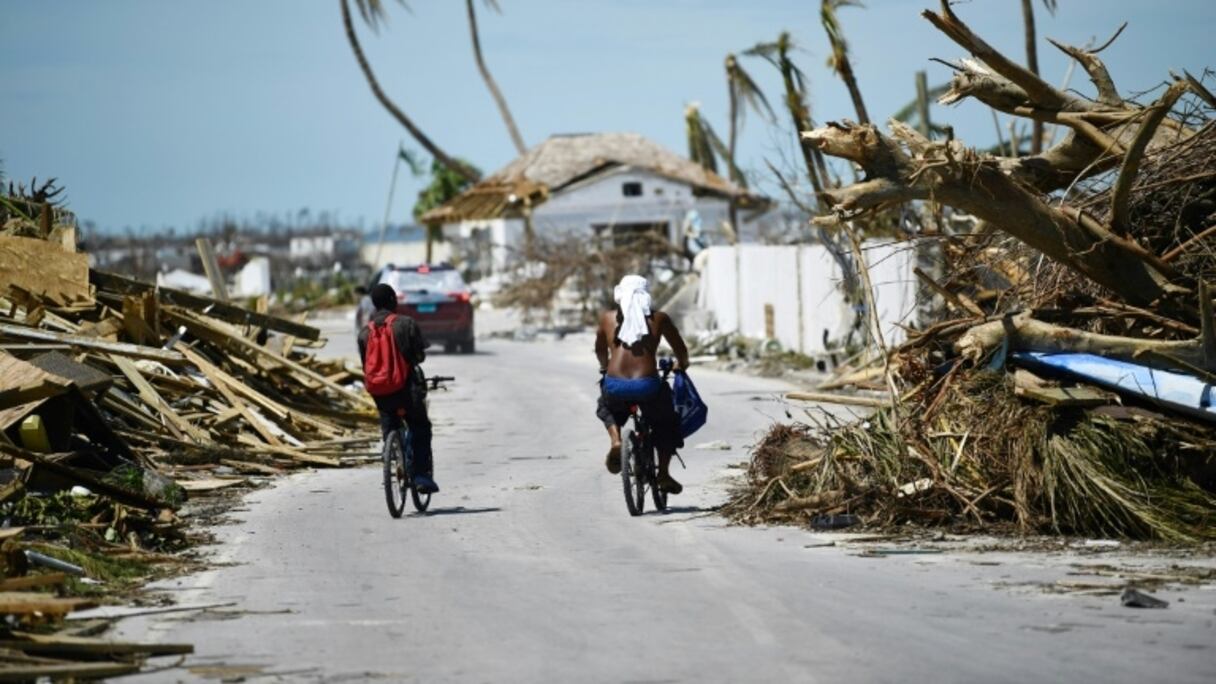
372 142 404 270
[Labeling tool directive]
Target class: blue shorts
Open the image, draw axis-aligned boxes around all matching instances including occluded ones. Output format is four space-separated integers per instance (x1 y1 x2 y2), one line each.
596 375 683 453
601 375 663 402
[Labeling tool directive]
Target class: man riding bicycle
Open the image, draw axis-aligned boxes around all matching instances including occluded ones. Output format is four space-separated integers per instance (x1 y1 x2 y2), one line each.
358 283 439 494
595 274 689 495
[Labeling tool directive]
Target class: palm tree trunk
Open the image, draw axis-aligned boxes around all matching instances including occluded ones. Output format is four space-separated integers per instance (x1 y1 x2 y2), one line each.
466 0 527 155
836 56 870 125
340 0 481 183
726 70 740 244
1021 0 1044 154
778 58 823 198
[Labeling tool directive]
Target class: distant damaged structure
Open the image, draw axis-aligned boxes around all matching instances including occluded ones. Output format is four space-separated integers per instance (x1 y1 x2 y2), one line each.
420 132 772 279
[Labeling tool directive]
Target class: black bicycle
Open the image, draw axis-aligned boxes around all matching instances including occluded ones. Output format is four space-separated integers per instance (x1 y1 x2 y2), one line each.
620 359 676 516
383 375 454 518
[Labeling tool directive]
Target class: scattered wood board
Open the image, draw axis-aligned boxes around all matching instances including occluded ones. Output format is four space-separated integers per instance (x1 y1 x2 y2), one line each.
0 236 91 304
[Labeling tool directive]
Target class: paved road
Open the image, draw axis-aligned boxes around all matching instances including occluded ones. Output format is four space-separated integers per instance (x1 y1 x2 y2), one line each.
114 324 1216 683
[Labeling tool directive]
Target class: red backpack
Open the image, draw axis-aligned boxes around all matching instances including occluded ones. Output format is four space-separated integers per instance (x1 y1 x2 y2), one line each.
363 314 410 396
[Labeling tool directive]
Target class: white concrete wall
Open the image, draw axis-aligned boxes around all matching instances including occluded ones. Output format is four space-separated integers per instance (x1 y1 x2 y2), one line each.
695 242 918 355
359 240 452 269
289 236 334 261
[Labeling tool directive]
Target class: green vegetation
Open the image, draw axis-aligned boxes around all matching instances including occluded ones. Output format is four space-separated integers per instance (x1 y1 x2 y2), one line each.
414 158 480 221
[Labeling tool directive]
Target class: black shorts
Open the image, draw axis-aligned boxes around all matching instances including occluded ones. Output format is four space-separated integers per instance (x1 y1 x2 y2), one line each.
596 381 683 454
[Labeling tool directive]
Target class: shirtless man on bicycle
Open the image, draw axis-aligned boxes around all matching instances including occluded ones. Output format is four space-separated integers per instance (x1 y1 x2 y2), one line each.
595 274 689 494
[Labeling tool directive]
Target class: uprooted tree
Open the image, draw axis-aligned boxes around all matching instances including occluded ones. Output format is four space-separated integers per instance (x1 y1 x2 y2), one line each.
728 1 1216 540
805 0 1211 340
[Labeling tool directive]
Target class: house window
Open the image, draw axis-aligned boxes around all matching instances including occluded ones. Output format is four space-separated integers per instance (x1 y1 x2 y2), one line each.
622 182 643 197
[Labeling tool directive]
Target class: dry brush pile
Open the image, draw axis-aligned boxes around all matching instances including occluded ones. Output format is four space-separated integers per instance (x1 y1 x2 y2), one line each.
727 2 1216 542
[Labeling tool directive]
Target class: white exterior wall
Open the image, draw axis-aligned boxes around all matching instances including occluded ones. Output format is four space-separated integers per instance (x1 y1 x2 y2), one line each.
531 168 731 242
289 236 334 261
438 168 741 278
359 241 452 269
695 242 918 355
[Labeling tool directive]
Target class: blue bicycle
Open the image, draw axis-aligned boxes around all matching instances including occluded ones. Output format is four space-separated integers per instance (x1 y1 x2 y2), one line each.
383 375 454 518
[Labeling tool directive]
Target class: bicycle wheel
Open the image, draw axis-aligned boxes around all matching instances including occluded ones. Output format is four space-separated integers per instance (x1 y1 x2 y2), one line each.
383 431 407 518
650 447 668 512
621 428 645 516
410 481 431 512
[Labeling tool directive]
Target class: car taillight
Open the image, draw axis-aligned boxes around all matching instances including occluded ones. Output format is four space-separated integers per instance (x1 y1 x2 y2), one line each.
450 292 471 303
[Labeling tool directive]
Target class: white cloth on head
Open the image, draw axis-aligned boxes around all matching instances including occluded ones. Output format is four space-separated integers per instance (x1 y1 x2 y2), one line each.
613 275 652 347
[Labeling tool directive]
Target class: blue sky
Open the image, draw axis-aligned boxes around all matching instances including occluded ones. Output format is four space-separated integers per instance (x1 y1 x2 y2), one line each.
2 0 1212 233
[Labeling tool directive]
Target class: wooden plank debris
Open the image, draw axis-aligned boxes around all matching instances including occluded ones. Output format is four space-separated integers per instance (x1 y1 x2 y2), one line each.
0 236 91 304
195 237 229 301
786 391 892 408
1 632 193 656
90 269 321 340
0 322 184 364
1014 385 1112 407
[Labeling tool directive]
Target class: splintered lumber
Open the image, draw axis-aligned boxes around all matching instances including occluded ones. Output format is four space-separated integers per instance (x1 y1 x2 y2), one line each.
1015 385 1111 407
1 632 192 657
107 354 209 443
177 478 246 493
0 236 91 304
121 292 159 345
90 269 321 340
195 237 229 301
177 344 339 441
178 346 283 446
0 322 184 364
0 592 96 617
0 574 67 592
0 661 141 681
786 391 891 408
233 434 341 467
165 306 373 409
0 380 67 410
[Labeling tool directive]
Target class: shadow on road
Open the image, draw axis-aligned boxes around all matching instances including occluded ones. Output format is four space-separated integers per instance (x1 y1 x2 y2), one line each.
659 505 719 515
413 506 503 517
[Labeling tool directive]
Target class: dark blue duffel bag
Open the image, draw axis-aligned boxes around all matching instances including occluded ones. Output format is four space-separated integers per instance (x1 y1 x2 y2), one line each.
671 371 708 439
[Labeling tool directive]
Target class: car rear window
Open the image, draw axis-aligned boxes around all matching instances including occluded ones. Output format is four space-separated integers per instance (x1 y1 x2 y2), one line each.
380 269 466 293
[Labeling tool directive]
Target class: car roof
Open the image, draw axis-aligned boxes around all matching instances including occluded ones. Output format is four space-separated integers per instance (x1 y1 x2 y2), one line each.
390 263 455 272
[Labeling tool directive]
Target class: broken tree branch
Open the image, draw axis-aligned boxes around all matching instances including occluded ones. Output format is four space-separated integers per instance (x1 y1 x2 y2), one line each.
956 311 1211 371
1110 82 1188 234
1047 32 1123 108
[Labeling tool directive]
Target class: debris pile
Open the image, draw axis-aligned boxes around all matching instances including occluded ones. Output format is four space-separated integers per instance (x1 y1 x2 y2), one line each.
727 3 1216 541
492 232 690 325
1 182 376 674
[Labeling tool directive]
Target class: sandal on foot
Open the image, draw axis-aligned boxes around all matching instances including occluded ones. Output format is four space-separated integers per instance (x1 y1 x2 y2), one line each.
657 474 683 495
605 445 622 474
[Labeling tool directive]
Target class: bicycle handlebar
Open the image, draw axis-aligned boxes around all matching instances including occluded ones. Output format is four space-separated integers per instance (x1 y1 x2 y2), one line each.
428 375 456 390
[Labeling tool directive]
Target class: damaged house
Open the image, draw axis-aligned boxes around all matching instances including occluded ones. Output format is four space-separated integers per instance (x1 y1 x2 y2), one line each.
419 132 771 279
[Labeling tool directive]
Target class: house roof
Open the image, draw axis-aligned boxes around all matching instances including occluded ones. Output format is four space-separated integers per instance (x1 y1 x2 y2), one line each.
419 132 762 224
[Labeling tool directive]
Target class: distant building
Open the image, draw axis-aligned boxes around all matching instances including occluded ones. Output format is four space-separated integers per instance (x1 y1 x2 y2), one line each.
360 225 452 271
288 231 360 266
419 132 770 279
